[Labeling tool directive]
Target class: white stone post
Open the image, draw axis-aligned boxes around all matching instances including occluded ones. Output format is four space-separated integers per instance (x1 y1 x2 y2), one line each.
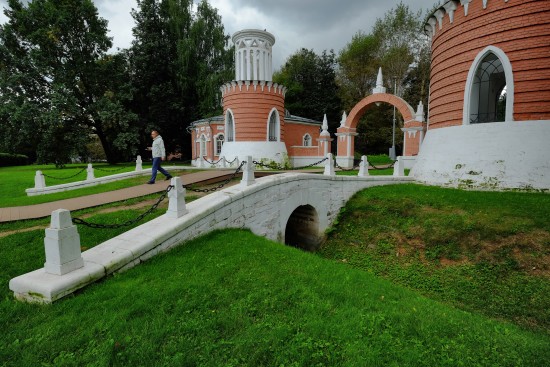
86 164 95 181
241 156 255 186
220 156 226 168
358 155 370 177
44 209 84 276
197 157 204 168
166 177 187 219
34 170 46 189
135 155 143 171
324 153 335 176
393 156 405 177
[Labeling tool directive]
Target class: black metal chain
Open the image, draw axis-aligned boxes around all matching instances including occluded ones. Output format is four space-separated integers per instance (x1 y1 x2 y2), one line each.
370 161 396 170
334 161 360 171
42 167 87 180
72 185 173 229
182 161 246 193
94 166 128 173
252 157 328 171
225 157 238 165
202 156 224 165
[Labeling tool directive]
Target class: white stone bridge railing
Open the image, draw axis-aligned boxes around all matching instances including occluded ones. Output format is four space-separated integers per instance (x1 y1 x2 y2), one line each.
10 155 413 303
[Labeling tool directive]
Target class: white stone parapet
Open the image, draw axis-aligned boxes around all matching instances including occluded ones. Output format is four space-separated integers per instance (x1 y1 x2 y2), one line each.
393 157 405 177
86 164 95 181
43 209 84 276
166 177 187 219
135 155 143 171
358 156 369 177
324 153 335 176
34 170 46 189
241 156 256 186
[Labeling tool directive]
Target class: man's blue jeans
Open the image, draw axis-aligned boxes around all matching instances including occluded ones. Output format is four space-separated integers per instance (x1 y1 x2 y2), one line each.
150 157 170 182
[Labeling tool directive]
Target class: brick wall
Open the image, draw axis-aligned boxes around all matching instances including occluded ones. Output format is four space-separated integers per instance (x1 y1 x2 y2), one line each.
428 0 550 128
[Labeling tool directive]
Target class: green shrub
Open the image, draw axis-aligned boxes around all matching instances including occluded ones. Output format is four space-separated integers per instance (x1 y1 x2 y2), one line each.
0 153 30 167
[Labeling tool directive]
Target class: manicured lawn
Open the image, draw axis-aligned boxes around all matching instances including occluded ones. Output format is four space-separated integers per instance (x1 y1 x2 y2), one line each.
1 228 548 366
0 163 192 207
319 184 550 333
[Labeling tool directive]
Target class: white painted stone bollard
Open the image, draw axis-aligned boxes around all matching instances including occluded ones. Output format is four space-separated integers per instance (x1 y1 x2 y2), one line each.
197 157 204 168
34 170 46 189
324 153 335 176
358 155 370 177
44 209 84 276
135 155 143 171
86 163 95 181
241 156 255 186
166 177 187 218
220 157 226 168
393 156 405 177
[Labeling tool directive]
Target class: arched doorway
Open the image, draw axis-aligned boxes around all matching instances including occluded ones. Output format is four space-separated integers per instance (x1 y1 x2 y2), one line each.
336 93 421 167
284 205 322 251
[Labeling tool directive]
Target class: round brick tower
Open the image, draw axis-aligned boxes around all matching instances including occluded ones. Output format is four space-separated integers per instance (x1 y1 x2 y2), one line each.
219 29 288 162
411 0 550 190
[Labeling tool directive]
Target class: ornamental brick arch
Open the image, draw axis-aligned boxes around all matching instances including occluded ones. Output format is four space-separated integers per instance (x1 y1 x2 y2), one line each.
336 92 424 167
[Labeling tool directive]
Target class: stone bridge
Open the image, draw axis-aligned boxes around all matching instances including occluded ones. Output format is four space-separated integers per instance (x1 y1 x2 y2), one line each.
10 156 413 303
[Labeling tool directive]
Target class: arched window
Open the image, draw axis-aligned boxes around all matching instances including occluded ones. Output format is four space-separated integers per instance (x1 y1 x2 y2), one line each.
215 134 224 156
225 110 235 142
199 135 207 157
267 108 280 141
303 134 311 147
464 46 514 124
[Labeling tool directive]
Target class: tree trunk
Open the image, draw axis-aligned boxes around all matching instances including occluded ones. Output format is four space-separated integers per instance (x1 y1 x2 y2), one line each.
95 125 117 164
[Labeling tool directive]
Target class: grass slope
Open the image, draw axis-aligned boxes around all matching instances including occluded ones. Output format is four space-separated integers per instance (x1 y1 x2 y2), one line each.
1 228 549 366
319 184 550 333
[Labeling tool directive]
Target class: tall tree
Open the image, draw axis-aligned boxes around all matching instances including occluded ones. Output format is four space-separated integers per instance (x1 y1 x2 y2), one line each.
129 0 233 159
0 0 138 164
273 48 342 132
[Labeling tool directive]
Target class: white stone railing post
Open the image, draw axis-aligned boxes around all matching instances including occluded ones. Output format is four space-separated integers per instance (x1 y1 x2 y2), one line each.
34 170 46 189
197 157 204 168
86 163 95 181
358 155 370 177
135 155 143 171
324 153 335 176
241 156 255 186
220 157 226 168
393 156 405 177
44 209 84 276
166 177 187 218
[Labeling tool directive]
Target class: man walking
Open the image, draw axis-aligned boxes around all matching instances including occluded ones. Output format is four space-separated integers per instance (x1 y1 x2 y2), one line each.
146 130 172 184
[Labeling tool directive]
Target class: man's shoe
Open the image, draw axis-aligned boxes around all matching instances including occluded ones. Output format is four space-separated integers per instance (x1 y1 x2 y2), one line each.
146 181 155 184
165 175 173 181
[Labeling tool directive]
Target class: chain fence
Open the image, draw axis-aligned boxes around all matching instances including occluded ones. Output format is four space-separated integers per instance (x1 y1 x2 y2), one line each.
369 161 396 170
252 157 328 171
182 161 246 193
202 156 224 165
94 166 128 173
42 167 87 180
72 185 173 229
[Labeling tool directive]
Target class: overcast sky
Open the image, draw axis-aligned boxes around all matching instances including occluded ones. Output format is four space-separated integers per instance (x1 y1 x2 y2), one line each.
0 0 436 70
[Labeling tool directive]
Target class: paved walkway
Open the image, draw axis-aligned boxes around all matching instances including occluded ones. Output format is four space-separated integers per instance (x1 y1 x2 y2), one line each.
0 170 237 223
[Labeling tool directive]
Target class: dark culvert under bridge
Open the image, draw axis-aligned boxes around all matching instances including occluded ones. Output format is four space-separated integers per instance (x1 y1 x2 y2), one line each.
284 204 323 252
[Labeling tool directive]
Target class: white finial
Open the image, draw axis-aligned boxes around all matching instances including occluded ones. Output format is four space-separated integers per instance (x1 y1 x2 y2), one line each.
322 114 328 131
415 101 425 122
340 111 347 127
372 67 386 94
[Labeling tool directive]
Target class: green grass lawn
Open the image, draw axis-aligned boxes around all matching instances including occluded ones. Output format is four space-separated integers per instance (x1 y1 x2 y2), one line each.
1 227 548 366
0 163 193 207
319 184 550 333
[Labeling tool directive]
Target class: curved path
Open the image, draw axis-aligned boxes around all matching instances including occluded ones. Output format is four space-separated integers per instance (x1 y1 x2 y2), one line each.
0 170 236 222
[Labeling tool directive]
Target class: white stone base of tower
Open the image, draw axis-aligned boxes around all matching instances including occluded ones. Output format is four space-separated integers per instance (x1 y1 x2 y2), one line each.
220 141 288 164
411 120 550 190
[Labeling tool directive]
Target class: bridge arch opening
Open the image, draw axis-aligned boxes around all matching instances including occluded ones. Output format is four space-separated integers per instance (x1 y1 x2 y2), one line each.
284 204 323 251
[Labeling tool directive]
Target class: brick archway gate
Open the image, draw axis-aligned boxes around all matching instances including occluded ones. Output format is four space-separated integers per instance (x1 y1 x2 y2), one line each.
336 92 425 168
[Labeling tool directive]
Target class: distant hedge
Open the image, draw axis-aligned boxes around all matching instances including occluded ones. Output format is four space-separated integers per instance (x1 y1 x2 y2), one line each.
0 153 30 167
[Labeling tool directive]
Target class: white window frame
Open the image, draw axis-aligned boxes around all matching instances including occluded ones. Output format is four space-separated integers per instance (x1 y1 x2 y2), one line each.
215 134 224 156
267 108 280 142
303 133 312 147
463 45 514 125
225 109 236 142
